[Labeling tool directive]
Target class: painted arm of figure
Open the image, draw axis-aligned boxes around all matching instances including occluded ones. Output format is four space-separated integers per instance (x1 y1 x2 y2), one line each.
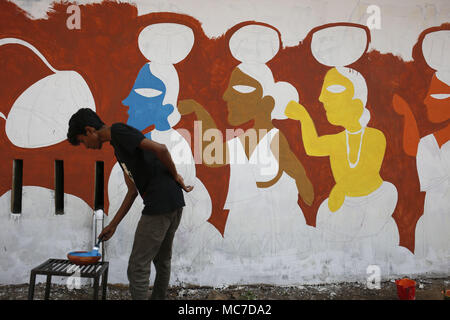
99 172 138 241
258 132 315 206
139 138 194 192
392 94 420 157
178 99 229 167
284 100 332 156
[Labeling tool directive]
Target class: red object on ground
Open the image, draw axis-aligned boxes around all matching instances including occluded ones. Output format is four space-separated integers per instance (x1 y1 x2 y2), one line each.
443 290 450 300
396 278 416 300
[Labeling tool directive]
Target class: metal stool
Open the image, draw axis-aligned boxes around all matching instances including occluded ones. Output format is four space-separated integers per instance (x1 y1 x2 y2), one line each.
28 258 109 300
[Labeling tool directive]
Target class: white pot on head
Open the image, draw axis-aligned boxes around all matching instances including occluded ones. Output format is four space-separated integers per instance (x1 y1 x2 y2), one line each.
422 30 450 85
310 25 368 67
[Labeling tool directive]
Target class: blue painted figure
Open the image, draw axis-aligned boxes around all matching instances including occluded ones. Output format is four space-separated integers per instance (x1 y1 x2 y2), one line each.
122 64 174 139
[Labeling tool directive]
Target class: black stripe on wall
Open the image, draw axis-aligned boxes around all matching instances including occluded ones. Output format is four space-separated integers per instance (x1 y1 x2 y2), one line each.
11 159 23 214
55 160 64 214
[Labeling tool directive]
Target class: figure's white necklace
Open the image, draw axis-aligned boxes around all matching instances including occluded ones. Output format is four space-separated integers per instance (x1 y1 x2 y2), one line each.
345 127 365 168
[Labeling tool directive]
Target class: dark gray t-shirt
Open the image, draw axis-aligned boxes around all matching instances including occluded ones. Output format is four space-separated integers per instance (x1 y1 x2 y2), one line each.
109 123 185 215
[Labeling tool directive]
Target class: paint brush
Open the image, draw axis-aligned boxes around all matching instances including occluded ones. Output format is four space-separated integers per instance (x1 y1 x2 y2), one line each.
70 237 103 257
91 237 103 254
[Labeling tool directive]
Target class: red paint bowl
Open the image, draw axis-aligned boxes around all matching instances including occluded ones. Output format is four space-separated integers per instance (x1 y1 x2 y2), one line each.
67 251 101 265
395 278 416 300
443 290 450 300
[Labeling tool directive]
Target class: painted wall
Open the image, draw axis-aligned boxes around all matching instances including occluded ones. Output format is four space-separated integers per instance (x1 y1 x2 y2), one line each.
0 0 449 286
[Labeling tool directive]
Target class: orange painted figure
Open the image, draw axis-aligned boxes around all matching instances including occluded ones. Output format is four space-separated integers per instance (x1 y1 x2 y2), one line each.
393 74 450 155
392 28 450 261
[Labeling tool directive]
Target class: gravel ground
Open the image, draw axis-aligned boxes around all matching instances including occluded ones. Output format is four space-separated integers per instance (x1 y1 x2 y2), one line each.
1 277 449 300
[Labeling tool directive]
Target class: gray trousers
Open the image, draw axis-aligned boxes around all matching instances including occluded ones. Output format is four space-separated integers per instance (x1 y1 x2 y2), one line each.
127 207 182 300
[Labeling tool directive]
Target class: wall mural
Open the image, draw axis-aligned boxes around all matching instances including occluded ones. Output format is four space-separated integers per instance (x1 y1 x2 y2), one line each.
0 1 448 284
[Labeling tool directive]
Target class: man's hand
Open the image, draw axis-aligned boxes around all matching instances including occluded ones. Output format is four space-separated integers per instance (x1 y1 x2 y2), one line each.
98 224 117 241
175 174 194 192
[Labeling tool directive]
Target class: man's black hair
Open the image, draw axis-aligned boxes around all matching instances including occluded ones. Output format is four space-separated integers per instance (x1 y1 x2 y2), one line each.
67 108 105 145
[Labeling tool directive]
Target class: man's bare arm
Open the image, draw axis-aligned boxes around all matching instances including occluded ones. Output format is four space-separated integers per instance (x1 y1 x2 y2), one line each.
99 172 138 241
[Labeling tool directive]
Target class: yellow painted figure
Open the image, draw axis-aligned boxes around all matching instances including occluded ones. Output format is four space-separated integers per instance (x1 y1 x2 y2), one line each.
285 67 385 212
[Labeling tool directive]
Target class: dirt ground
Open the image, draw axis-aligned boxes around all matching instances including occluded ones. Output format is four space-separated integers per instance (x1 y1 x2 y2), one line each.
1 277 449 300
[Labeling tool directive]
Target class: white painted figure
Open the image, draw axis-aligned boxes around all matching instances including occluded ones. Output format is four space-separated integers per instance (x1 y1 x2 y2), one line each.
220 24 316 270
414 30 450 267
